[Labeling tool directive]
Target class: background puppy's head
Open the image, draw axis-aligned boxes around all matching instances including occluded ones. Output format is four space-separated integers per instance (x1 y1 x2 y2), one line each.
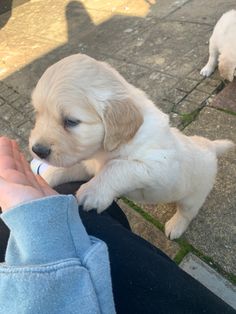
29 54 143 167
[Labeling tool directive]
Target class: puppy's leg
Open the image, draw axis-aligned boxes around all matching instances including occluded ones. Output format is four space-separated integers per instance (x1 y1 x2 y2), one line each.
200 39 219 77
165 190 209 240
76 160 149 213
41 162 92 187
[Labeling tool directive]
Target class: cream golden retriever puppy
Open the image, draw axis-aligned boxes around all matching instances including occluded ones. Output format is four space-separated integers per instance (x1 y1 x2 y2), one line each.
200 9 236 81
30 54 234 240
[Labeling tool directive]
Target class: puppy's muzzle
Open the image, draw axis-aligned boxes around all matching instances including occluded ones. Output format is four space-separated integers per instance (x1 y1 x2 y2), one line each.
32 143 51 159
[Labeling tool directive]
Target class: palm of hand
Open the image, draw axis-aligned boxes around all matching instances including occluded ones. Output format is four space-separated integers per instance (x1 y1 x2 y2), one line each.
0 138 56 212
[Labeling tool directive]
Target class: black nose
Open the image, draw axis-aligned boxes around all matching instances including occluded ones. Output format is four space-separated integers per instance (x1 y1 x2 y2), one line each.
32 144 51 159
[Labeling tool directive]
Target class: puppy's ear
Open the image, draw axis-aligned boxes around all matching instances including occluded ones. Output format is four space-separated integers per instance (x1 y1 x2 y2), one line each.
102 99 143 151
219 55 235 82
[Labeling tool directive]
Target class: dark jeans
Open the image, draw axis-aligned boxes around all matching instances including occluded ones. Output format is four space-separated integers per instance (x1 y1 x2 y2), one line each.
0 182 235 314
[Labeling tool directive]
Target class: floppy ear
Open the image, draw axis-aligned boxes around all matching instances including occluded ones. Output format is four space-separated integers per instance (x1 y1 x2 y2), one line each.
102 99 143 151
219 55 235 82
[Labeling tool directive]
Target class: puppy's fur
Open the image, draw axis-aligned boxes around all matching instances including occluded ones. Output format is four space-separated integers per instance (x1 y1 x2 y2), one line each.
200 10 236 81
30 54 234 239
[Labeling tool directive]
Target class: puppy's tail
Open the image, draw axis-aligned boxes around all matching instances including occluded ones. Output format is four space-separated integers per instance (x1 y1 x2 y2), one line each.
212 139 235 156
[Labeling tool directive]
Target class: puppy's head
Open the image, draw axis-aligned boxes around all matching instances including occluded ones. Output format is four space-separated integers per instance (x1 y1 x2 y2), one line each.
218 54 236 82
29 54 143 167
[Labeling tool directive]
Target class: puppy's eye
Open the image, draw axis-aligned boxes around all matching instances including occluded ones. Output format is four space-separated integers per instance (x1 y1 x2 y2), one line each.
64 118 80 128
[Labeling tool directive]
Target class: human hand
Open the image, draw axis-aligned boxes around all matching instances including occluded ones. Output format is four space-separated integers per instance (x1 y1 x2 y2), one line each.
0 137 57 212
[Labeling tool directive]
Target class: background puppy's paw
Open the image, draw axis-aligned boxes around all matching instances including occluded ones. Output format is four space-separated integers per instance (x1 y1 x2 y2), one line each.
76 181 114 213
200 65 214 77
165 212 189 240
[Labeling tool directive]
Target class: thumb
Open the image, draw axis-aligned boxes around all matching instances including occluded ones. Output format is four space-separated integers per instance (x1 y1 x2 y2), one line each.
0 176 8 213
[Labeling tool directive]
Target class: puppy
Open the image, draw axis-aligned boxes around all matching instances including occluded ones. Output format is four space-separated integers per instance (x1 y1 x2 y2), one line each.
30 54 234 239
200 10 236 81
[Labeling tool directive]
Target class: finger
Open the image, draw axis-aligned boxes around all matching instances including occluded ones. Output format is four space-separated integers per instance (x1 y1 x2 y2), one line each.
20 153 43 191
0 137 14 157
0 174 7 185
11 140 24 173
0 155 16 176
35 175 58 196
0 175 7 212
0 137 12 147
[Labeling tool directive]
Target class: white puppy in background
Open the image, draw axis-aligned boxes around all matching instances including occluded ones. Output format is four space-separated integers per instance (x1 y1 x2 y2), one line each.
200 9 236 81
29 54 234 240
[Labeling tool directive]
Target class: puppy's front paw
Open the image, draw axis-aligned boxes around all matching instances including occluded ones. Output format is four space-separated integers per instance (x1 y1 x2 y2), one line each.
165 212 189 240
200 65 214 77
76 181 114 213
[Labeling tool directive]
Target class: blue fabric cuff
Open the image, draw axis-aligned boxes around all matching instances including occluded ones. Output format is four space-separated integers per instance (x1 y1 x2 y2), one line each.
1 195 91 266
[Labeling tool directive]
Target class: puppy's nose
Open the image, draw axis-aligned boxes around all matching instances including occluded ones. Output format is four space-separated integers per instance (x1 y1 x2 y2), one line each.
32 144 51 159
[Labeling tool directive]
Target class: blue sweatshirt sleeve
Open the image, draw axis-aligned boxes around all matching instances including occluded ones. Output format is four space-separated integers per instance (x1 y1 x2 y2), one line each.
0 195 116 314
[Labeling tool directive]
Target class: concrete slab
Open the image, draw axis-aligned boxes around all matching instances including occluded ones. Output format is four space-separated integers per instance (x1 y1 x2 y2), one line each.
180 253 236 310
117 20 211 72
209 80 236 113
117 200 180 259
148 0 189 19
168 0 236 24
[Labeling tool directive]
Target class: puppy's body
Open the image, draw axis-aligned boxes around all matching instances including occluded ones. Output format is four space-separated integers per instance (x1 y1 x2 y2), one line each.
200 10 236 81
30 54 234 239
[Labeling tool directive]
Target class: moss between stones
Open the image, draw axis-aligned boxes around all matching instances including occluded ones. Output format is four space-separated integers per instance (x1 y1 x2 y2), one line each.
212 107 236 116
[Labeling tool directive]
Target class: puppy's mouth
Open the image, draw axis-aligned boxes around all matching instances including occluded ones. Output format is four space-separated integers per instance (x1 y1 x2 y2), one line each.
31 150 81 168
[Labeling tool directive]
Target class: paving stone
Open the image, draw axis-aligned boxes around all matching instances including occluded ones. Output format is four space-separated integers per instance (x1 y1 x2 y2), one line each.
0 83 8 93
2 44 76 97
10 98 33 113
148 0 189 19
164 48 206 77
0 0 29 15
0 118 18 139
117 21 212 71
180 253 236 310
162 88 186 105
0 103 26 127
187 69 205 81
136 71 179 112
16 121 33 141
117 200 180 259
0 117 30 157
3 0 92 43
196 78 224 94
183 107 236 274
0 97 4 106
137 203 176 226
174 79 199 93
0 86 15 99
184 89 209 105
168 0 236 24
169 112 182 128
78 14 158 56
184 107 235 142
174 99 203 114
98 57 151 86
0 30 61 81
209 80 236 113
5 91 21 103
